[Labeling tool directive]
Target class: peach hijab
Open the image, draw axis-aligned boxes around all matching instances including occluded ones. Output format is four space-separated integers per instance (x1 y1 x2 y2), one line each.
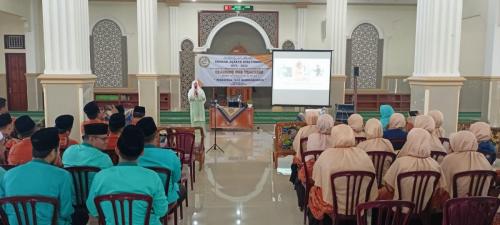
348 114 365 137
388 113 406 129
383 128 447 203
413 115 446 153
428 110 446 138
469 122 492 142
294 109 320 158
357 118 395 153
312 124 378 213
440 131 493 197
306 114 334 152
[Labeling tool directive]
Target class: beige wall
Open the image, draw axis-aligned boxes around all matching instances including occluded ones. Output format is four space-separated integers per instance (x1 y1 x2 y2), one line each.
0 11 25 74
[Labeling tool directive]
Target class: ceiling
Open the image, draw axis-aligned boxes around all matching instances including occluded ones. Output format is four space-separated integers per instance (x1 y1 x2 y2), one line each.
89 0 418 5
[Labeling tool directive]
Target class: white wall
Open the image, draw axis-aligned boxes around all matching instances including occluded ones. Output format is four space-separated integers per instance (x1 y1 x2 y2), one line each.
0 0 29 18
459 0 488 76
0 12 25 74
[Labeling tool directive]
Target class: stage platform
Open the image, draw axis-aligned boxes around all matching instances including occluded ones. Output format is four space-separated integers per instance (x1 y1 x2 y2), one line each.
10 110 482 125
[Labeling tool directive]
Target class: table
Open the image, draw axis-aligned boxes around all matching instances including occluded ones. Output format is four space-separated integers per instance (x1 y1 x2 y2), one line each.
209 107 254 130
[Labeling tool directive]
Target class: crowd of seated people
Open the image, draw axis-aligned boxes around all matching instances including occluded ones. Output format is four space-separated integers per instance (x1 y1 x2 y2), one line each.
0 98 187 225
290 104 498 225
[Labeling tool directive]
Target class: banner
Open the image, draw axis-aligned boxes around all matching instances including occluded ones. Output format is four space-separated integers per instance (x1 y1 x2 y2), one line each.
195 54 272 87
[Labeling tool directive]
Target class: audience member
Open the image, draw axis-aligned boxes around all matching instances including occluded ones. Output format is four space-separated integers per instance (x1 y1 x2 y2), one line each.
383 113 408 150
379 104 395 130
348 114 365 137
469 122 497 165
130 106 146 125
55 115 79 152
357 118 394 153
81 101 105 134
428 110 446 138
106 113 126 150
0 97 7 113
8 115 37 165
412 115 447 155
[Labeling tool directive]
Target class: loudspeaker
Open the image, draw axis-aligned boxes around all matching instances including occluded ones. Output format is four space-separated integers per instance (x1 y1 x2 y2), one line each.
353 66 360 77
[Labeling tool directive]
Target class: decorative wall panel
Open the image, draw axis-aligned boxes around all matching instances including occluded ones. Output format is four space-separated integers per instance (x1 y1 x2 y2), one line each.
91 19 126 88
180 39 195 110
282 40 295 50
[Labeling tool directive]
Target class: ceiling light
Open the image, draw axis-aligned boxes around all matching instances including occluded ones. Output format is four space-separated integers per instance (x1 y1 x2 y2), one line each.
237 0 242 2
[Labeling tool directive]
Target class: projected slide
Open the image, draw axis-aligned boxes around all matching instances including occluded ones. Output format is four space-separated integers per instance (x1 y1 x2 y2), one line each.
272 51 332 106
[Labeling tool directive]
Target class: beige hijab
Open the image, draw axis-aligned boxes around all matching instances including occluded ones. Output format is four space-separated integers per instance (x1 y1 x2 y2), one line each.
357 118 394 153
414 115 446 153
306 114 334 152
388 113 406 129
428 110 446 138
441 131 494 197
294 110 320 158
384 128 447 203
469 122 492 142
312 124 378 213
348 114 366 137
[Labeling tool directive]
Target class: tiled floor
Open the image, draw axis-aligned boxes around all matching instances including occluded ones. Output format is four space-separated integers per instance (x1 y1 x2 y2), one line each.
174 125 302 225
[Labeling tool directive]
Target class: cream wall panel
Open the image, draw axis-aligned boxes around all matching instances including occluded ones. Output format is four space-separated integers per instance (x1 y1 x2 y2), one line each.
0 12 25 74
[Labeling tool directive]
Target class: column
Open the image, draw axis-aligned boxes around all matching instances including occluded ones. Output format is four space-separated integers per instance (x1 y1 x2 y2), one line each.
295 4 307 49
482 0 500 127
38 0 96 140
408 0 464 134
25 0 44 111
168 4 181 110
326 0 348 107
137 0 160 123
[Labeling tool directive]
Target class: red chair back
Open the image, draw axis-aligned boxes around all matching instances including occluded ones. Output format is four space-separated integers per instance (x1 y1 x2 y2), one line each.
65 166 101 208
452 170 496 198
330 171 376 218
172 132 195 163
145 167 173 194
388 138 406 150
430 151 447 162
355 137 367 145
356 200 415 225
396 171 441 214
443 197 500 225
366 151 396 188
299 137 308 154
93 193 153 225
0 196 59 225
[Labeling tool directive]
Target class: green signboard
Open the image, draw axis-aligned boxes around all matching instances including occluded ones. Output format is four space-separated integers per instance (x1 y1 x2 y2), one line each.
224 5 253 11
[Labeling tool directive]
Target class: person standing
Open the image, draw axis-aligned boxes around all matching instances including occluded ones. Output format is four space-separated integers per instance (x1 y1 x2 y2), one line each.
188 80 206 127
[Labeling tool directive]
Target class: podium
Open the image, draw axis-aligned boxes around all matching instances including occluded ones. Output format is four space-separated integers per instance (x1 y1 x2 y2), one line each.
209 106 254 130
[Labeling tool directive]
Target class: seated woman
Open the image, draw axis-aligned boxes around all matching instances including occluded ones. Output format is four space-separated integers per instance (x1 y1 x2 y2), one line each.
308 124 378 225
380 128 448 209
383 113 408 150
358 118 395 153
413 115 447 155
441 131 494 198
379 104 395 130
347 114 365 137
295 114 335 210
428 110 446 138
469 122 497 165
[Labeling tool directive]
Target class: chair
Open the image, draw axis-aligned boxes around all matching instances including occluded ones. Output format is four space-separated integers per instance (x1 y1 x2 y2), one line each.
356 200 415 225
171 132 196 191
0 196 59 225
430 151 447 162
171 147 189 217
299 138 308 155
396 171 441 215
366 151 397 188
300 150 323 225
0 164 16 170
452 170 496 198
193 127 205 172
145 167 178 225
388 138 407 151
65 166 100 225
443 197 500 225
330 171 376 224
355 137 367 145
94 193 153 225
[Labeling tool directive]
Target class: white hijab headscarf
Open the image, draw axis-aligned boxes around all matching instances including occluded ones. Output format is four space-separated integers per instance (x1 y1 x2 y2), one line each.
469 122 492 142
188 80 205 99
312 124 378 212
440 131 494 197
428 110 445 138
348 114 365 137
306 114 334 153
388 113 406 130
357 118 394 153
414 115 446 153
384 128 447 203
294 110 320 158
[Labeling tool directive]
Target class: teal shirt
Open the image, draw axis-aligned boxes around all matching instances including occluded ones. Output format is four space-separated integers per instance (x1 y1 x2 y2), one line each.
0 167 5 194
138 145 182 204
1 160 74 225
86 162 168 225
62 143 113 169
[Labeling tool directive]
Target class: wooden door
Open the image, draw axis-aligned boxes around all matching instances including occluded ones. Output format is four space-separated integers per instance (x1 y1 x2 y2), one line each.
5 53 27 111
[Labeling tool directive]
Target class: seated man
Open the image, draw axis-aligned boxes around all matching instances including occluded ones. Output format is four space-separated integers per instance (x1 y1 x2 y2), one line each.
0 113 18 162
81 101 106 134
0 97 7 114
1 127 74 225
55 114 79 152
8 115 37 165
130 106 145 125
86 125 168 225
136 117 183 205
62 123 113 169
106 113 126 150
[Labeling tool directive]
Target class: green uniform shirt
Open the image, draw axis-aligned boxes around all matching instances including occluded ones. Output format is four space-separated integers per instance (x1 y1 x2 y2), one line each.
86 162 168 225
1 160 74 225
138 145 182 204
62 143 113 169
